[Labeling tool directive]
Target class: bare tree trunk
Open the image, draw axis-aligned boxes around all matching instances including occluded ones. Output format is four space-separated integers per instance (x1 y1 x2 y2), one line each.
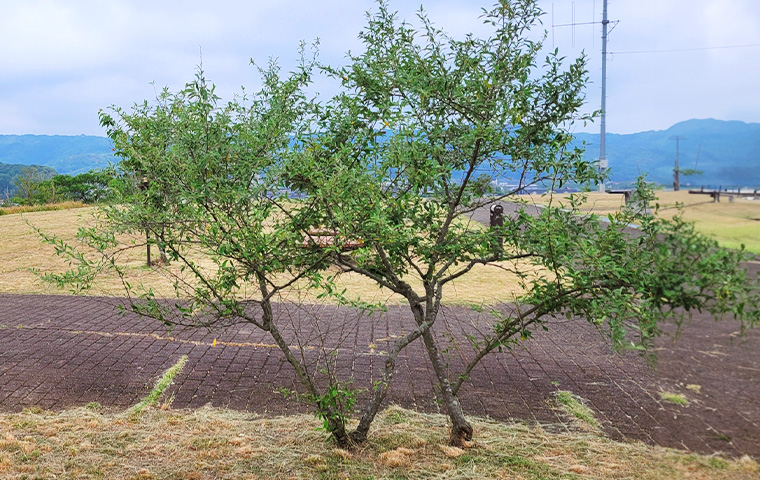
155 227 169 265
409 292 473 447
257 278 352 447
350 355 395 444
420 327 473 446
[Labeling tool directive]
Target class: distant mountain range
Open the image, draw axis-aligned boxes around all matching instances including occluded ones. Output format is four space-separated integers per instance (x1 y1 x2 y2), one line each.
0 134 113 176
1 119 758 192
575 119 760 188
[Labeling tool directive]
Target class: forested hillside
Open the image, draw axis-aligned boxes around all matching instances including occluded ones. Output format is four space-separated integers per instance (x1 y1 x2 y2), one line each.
1 119 758 189
575 119 760 187
0 162 56 198
0 135 113 175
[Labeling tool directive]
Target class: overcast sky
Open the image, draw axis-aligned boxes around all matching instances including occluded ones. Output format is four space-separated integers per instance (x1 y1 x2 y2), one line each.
1 0 759 136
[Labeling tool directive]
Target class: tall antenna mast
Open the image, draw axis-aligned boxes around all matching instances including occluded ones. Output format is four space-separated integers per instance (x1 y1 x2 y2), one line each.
551 1 617 194
670 135 686 191
598 0 609 193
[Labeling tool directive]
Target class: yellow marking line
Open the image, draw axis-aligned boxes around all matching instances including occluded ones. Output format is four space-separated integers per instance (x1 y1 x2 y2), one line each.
17 324 391 355
68 329 296 349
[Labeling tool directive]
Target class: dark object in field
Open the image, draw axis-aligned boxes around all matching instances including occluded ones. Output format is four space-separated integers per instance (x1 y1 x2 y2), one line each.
303 227 364 250
490 203 504 252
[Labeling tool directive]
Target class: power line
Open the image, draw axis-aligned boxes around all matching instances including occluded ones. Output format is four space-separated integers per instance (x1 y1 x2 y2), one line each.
551 1 616 193
552 21 597 27
611 43 760 55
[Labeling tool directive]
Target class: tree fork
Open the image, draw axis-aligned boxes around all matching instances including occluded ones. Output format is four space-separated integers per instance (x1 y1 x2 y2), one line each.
350 315 433 443
258 276 352 447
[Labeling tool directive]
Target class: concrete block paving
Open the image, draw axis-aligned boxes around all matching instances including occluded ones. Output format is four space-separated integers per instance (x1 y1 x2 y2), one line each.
0 293 758 458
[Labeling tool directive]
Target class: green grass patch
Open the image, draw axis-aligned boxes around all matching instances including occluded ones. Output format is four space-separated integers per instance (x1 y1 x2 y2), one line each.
659 391 689 406
554 390 601 430
129 355 187 416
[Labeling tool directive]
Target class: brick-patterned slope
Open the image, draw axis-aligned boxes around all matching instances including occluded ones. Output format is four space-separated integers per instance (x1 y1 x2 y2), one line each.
1 292 758 457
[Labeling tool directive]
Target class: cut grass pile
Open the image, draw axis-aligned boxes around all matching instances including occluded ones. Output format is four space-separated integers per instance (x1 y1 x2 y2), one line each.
1 404 757 480
659 391 690 406
130 355 188 416
554 390 602 431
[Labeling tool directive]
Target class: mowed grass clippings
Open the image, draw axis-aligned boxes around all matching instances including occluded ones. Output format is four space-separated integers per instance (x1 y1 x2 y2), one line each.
0 405 758 480
553 391 602 431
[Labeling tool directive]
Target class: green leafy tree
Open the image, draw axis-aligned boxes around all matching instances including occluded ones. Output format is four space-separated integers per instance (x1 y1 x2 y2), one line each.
37 0 758 449
14 166 53 204
679 168 703 177
288 0 760 446
0 163 55 203
38 56 408 447
46 170 114 203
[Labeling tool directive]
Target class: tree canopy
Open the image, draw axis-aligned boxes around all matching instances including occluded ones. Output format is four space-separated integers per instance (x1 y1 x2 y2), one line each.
38 0 759 447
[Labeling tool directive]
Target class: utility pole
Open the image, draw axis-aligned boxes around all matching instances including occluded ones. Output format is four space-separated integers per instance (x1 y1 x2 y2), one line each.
551 1 617 193
671 135 685 191
598 0 609 193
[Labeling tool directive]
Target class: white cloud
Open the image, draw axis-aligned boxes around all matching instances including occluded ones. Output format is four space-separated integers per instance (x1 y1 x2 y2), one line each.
0 0 759 135
0 1 111 75
0 103 33 132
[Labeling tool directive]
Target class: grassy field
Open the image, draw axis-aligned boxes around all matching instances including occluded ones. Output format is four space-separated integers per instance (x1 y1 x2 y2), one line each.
1 194 757 301
534 190 760 254
0 207 540 304
0 207 173 298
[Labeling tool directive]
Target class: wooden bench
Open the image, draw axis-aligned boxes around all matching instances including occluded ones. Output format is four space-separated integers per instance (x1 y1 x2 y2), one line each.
606 189 634 204
303 227 364 250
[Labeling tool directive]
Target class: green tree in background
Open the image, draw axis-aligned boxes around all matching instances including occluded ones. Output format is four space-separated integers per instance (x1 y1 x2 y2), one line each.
14 166 51 204
46 171 114 203
4 167 112 205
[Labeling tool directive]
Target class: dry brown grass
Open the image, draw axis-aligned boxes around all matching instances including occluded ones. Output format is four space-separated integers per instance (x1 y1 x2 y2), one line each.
0 201 87 216
1 207 540 304
304 257 543 306
0 207 95 295
5 192 756 303
0 404 756 479
0 207 189 297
